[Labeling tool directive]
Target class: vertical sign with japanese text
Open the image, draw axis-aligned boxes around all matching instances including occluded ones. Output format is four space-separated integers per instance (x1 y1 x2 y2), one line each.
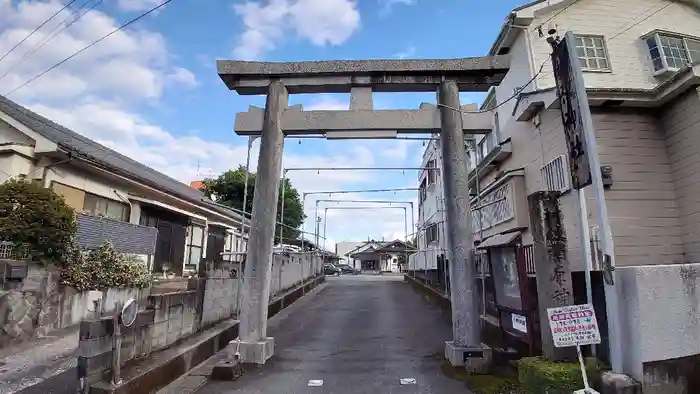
552 35 593 190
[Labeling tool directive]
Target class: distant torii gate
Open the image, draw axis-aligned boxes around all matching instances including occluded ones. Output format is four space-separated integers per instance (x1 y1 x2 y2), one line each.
217 56 510 369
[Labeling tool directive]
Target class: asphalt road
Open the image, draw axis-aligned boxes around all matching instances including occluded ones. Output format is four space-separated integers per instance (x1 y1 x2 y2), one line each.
197 274 472 394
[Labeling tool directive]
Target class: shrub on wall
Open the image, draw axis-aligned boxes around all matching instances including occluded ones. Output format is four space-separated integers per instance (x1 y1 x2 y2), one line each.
61 242 153 291
0 178 76 263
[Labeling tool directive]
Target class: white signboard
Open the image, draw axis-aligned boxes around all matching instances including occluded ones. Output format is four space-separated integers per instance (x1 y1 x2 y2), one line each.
512 313 527 333
547 304 601 348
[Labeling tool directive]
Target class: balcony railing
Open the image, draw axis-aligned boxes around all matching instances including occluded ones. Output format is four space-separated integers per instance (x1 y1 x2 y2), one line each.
471 182 514 233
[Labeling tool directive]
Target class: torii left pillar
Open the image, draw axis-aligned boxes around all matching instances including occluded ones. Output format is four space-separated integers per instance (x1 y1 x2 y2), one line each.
232 80 287 364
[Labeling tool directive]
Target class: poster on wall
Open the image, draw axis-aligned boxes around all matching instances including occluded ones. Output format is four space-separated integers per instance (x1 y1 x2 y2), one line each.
511 313 527 333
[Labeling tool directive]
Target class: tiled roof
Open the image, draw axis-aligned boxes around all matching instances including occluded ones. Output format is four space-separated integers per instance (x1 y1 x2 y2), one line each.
0 94 245 223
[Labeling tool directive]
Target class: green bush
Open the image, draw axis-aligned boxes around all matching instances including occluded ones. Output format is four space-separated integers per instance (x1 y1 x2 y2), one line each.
0 178 76 263
517 357 602 394
61 242 152 291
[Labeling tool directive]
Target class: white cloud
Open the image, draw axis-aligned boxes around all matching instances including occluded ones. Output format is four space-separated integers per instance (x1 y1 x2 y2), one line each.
0 1 178 101
379 0 415 15
167 67 198 88
117 0 163 12
232 0 360 60
0 0 413 249
302 95 348 111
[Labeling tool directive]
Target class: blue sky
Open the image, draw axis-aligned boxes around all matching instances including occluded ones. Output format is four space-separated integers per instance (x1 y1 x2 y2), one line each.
0 0 522 248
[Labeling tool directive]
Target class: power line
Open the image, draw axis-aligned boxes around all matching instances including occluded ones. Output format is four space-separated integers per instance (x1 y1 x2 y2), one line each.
437 56 550 115
304 187 418 196
4 0 174 96
0 0 79 65
529 0 584 37
608 1 672 41
0 0 106 84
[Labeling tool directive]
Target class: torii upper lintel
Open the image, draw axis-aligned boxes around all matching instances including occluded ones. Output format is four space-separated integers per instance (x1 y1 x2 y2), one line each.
217 56 510 95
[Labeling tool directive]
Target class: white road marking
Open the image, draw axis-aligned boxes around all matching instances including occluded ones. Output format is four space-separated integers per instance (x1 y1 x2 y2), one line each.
308 380 324 387
399 378 417 385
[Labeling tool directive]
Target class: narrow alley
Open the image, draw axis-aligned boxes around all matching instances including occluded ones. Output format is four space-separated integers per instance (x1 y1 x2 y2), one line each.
197 275 470 394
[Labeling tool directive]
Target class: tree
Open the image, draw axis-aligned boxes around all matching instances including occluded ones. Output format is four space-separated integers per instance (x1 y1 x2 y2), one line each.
0 178 76 263
202 166 306 241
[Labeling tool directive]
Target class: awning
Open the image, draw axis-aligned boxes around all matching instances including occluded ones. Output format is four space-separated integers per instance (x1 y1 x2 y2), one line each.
129 195 207 221
477 231 521 249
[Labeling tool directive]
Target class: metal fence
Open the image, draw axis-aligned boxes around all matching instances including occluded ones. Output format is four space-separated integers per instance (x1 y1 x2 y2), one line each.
75 214 157 255
0 241 30 260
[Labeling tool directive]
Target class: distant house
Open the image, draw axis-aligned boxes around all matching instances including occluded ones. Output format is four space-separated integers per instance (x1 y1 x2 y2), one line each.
0 94 249 276
348 240 416 272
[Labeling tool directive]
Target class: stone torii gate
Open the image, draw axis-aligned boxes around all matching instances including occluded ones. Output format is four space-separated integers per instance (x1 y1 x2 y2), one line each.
217 57 509 368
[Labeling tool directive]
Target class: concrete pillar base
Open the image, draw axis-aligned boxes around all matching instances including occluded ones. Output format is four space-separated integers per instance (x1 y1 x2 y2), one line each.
231 337 275 365
444 341 492 373
600 372 642 394
211 359 244 381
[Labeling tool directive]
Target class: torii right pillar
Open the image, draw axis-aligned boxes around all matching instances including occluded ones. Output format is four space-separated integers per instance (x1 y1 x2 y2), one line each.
438 80 491 372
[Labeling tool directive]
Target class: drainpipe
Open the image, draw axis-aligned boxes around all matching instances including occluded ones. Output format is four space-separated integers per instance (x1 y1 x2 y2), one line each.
39 153 73 188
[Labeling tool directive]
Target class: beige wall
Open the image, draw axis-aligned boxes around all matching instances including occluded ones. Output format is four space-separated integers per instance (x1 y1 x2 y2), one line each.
589 108 685 266
0 118 37 183
478 101 693 269
0 153 34 184
528 0 700 91
661 87 700 263
43 164 131 213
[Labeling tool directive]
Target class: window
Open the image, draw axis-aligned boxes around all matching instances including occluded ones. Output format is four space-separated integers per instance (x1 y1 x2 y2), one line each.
646 32 700 75
490 247 522 310
419 178 427 202
426 223 439 244
476 133 498 163
83 193 130 221
51 182 86 211
185 225 204 269
427 159 438 185
575 35 611 71
541 155 571 193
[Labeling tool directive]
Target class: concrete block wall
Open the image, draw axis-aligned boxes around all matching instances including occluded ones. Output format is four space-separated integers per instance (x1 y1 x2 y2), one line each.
200 262 239 328
269 253 320 296
147 291 198 350
77 291 198 386
77 308 156 387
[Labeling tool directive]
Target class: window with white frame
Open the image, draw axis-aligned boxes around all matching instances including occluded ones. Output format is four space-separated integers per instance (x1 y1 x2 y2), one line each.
426 223 439 244
541 155 571 193
427 159 437 185
477 132 498 163
575 35 611 71
185 225 205 269
646 32 700 75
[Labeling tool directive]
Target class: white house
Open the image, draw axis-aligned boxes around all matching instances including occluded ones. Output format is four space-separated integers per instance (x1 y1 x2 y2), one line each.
0 94 250 276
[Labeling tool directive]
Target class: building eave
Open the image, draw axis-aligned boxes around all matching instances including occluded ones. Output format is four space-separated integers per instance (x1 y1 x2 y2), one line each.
512 64 700 120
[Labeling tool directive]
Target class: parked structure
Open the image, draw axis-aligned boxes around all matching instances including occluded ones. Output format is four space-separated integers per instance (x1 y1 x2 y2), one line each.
0 94 250 277
411 0 700 390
